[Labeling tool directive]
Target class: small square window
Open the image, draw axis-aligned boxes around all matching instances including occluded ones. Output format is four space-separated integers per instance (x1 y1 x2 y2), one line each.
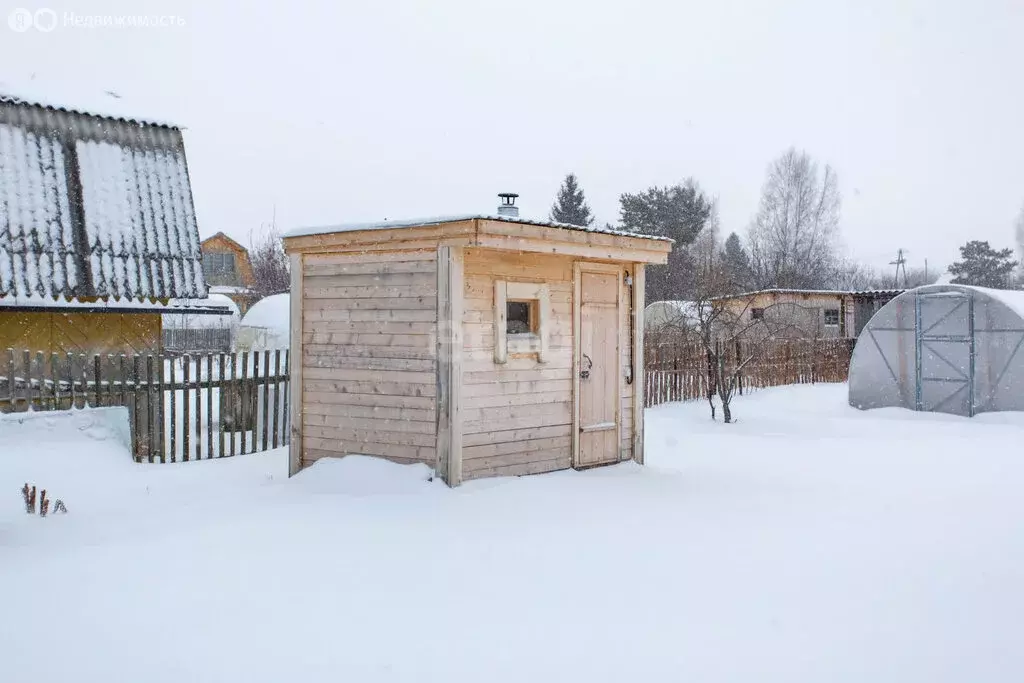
507 301 532 334
494 281 549 364
824 309 840 326
751 307 765 320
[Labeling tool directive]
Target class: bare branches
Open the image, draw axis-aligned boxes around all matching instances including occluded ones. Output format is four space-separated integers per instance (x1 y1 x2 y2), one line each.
748 148 842 289
249 226 290 298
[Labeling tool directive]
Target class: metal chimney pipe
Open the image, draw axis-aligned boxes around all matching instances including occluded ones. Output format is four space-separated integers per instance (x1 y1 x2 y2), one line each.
497 192 519 218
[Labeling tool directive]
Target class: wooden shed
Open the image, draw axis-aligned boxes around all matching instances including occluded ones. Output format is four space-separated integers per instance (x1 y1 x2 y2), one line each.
282 208 672 485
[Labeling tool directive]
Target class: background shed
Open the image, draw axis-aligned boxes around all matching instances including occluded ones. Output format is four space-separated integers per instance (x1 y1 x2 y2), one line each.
849 284 1024 416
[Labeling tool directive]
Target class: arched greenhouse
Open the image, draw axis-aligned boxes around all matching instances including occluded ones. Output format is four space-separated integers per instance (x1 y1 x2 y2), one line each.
849 285 1024 417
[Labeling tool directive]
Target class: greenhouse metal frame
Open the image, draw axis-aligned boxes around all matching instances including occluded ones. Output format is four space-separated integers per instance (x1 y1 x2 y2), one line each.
849 285 1024 417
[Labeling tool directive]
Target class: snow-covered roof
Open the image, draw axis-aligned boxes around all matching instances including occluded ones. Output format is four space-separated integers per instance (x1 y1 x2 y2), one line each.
0 81 179 129
285 214 674 243
0 97 205 303
241 293 290 333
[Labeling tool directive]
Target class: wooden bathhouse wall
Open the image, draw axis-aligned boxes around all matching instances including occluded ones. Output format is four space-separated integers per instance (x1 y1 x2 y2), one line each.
294 249 439 472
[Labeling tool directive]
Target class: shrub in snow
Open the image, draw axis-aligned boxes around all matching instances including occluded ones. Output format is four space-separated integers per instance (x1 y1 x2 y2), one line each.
22 483 36 514
20 483 66 516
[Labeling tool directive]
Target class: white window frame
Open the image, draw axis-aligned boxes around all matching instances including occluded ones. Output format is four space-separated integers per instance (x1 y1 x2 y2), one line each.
493 280 549 364
823 308 840 327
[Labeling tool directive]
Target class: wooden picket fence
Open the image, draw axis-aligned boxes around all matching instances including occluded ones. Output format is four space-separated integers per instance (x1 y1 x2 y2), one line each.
0 348 290 463
644 337 855 407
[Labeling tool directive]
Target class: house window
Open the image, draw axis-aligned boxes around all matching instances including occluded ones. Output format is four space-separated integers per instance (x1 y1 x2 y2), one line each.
494 281 549 363
202 252 238 285
824 308 840 326
751 307 765 320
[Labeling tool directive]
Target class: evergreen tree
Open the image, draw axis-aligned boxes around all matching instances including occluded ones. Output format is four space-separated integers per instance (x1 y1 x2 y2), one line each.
618 179 712 301
549 173 594 226
721 232 753 292
948 240 1018 288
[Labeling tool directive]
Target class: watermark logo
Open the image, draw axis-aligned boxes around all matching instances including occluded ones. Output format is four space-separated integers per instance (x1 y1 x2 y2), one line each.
8 8 185 31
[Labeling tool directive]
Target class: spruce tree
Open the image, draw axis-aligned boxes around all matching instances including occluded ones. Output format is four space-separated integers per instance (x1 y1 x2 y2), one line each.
618 179 713 301
948 240 1018 288
722 232 754 292
550 173 594 226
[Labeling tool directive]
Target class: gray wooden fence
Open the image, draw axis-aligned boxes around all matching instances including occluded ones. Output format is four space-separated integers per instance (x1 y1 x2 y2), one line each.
0 348 290 463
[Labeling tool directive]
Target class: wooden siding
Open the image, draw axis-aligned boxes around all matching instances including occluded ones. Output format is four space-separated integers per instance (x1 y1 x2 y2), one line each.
299 250 438 469
460 249 575 480
0 311 160 357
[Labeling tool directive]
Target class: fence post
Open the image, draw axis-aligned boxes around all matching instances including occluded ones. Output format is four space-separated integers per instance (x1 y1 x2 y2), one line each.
272 350 281 449
183 356 191 462
169 358 177 463
194 353 202 462
146 356 155 464
207 354 214 460
21 350 31 412
241 351 250 455
229 352 237 457
261 350 270 452
156 355 166 463
281 350 290 447
218 353 226 458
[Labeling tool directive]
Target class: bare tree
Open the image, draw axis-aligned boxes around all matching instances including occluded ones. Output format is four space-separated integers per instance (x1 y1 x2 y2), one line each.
747 148 842 289
687 234 813 423
249 225 290 298
836 261 939 291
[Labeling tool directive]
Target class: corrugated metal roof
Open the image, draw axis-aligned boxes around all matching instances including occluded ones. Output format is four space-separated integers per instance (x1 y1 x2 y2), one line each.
285 214 674 243
0 98 205 303
0 89 178 129
714 288 904 300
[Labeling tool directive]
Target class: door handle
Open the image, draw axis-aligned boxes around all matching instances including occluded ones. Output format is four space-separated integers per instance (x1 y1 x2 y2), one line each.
580 353 592 380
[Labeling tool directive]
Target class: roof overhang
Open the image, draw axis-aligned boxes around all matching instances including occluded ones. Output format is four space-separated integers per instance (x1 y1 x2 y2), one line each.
283 216 672 265
0 297 233 315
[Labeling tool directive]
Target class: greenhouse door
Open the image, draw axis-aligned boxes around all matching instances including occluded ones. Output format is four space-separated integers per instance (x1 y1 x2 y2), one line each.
915 292 975 416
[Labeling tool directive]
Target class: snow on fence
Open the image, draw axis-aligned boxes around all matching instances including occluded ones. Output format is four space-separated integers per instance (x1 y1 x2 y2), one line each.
0 348 290 463
644 338 855 407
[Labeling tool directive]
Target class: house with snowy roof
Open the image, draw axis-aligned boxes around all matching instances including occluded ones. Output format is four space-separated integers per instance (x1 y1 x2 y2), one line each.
0 91 219 357
200 232 259 313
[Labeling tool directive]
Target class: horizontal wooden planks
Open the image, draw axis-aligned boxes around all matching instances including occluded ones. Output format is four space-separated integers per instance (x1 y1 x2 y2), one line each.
299 250 439 470
457 248 576 474
462 453 572 480
303 391 435 409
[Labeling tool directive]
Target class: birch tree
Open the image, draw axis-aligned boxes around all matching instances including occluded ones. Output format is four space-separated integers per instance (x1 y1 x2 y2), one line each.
747 148 841 289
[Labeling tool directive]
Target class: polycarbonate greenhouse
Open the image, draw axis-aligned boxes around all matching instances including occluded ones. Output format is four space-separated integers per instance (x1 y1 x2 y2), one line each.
849 285 1024 417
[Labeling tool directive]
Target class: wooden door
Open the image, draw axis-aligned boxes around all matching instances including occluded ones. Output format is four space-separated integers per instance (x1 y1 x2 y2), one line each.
574 263 622 468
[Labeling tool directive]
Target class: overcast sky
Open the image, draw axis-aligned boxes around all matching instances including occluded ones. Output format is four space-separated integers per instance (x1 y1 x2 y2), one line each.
3 0 1023 273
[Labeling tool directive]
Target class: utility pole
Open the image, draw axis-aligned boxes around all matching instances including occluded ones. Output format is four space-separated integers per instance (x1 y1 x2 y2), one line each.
890 249 908 288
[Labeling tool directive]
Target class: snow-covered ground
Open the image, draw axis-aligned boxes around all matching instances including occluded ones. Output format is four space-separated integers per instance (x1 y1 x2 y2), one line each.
3 384 1024 682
